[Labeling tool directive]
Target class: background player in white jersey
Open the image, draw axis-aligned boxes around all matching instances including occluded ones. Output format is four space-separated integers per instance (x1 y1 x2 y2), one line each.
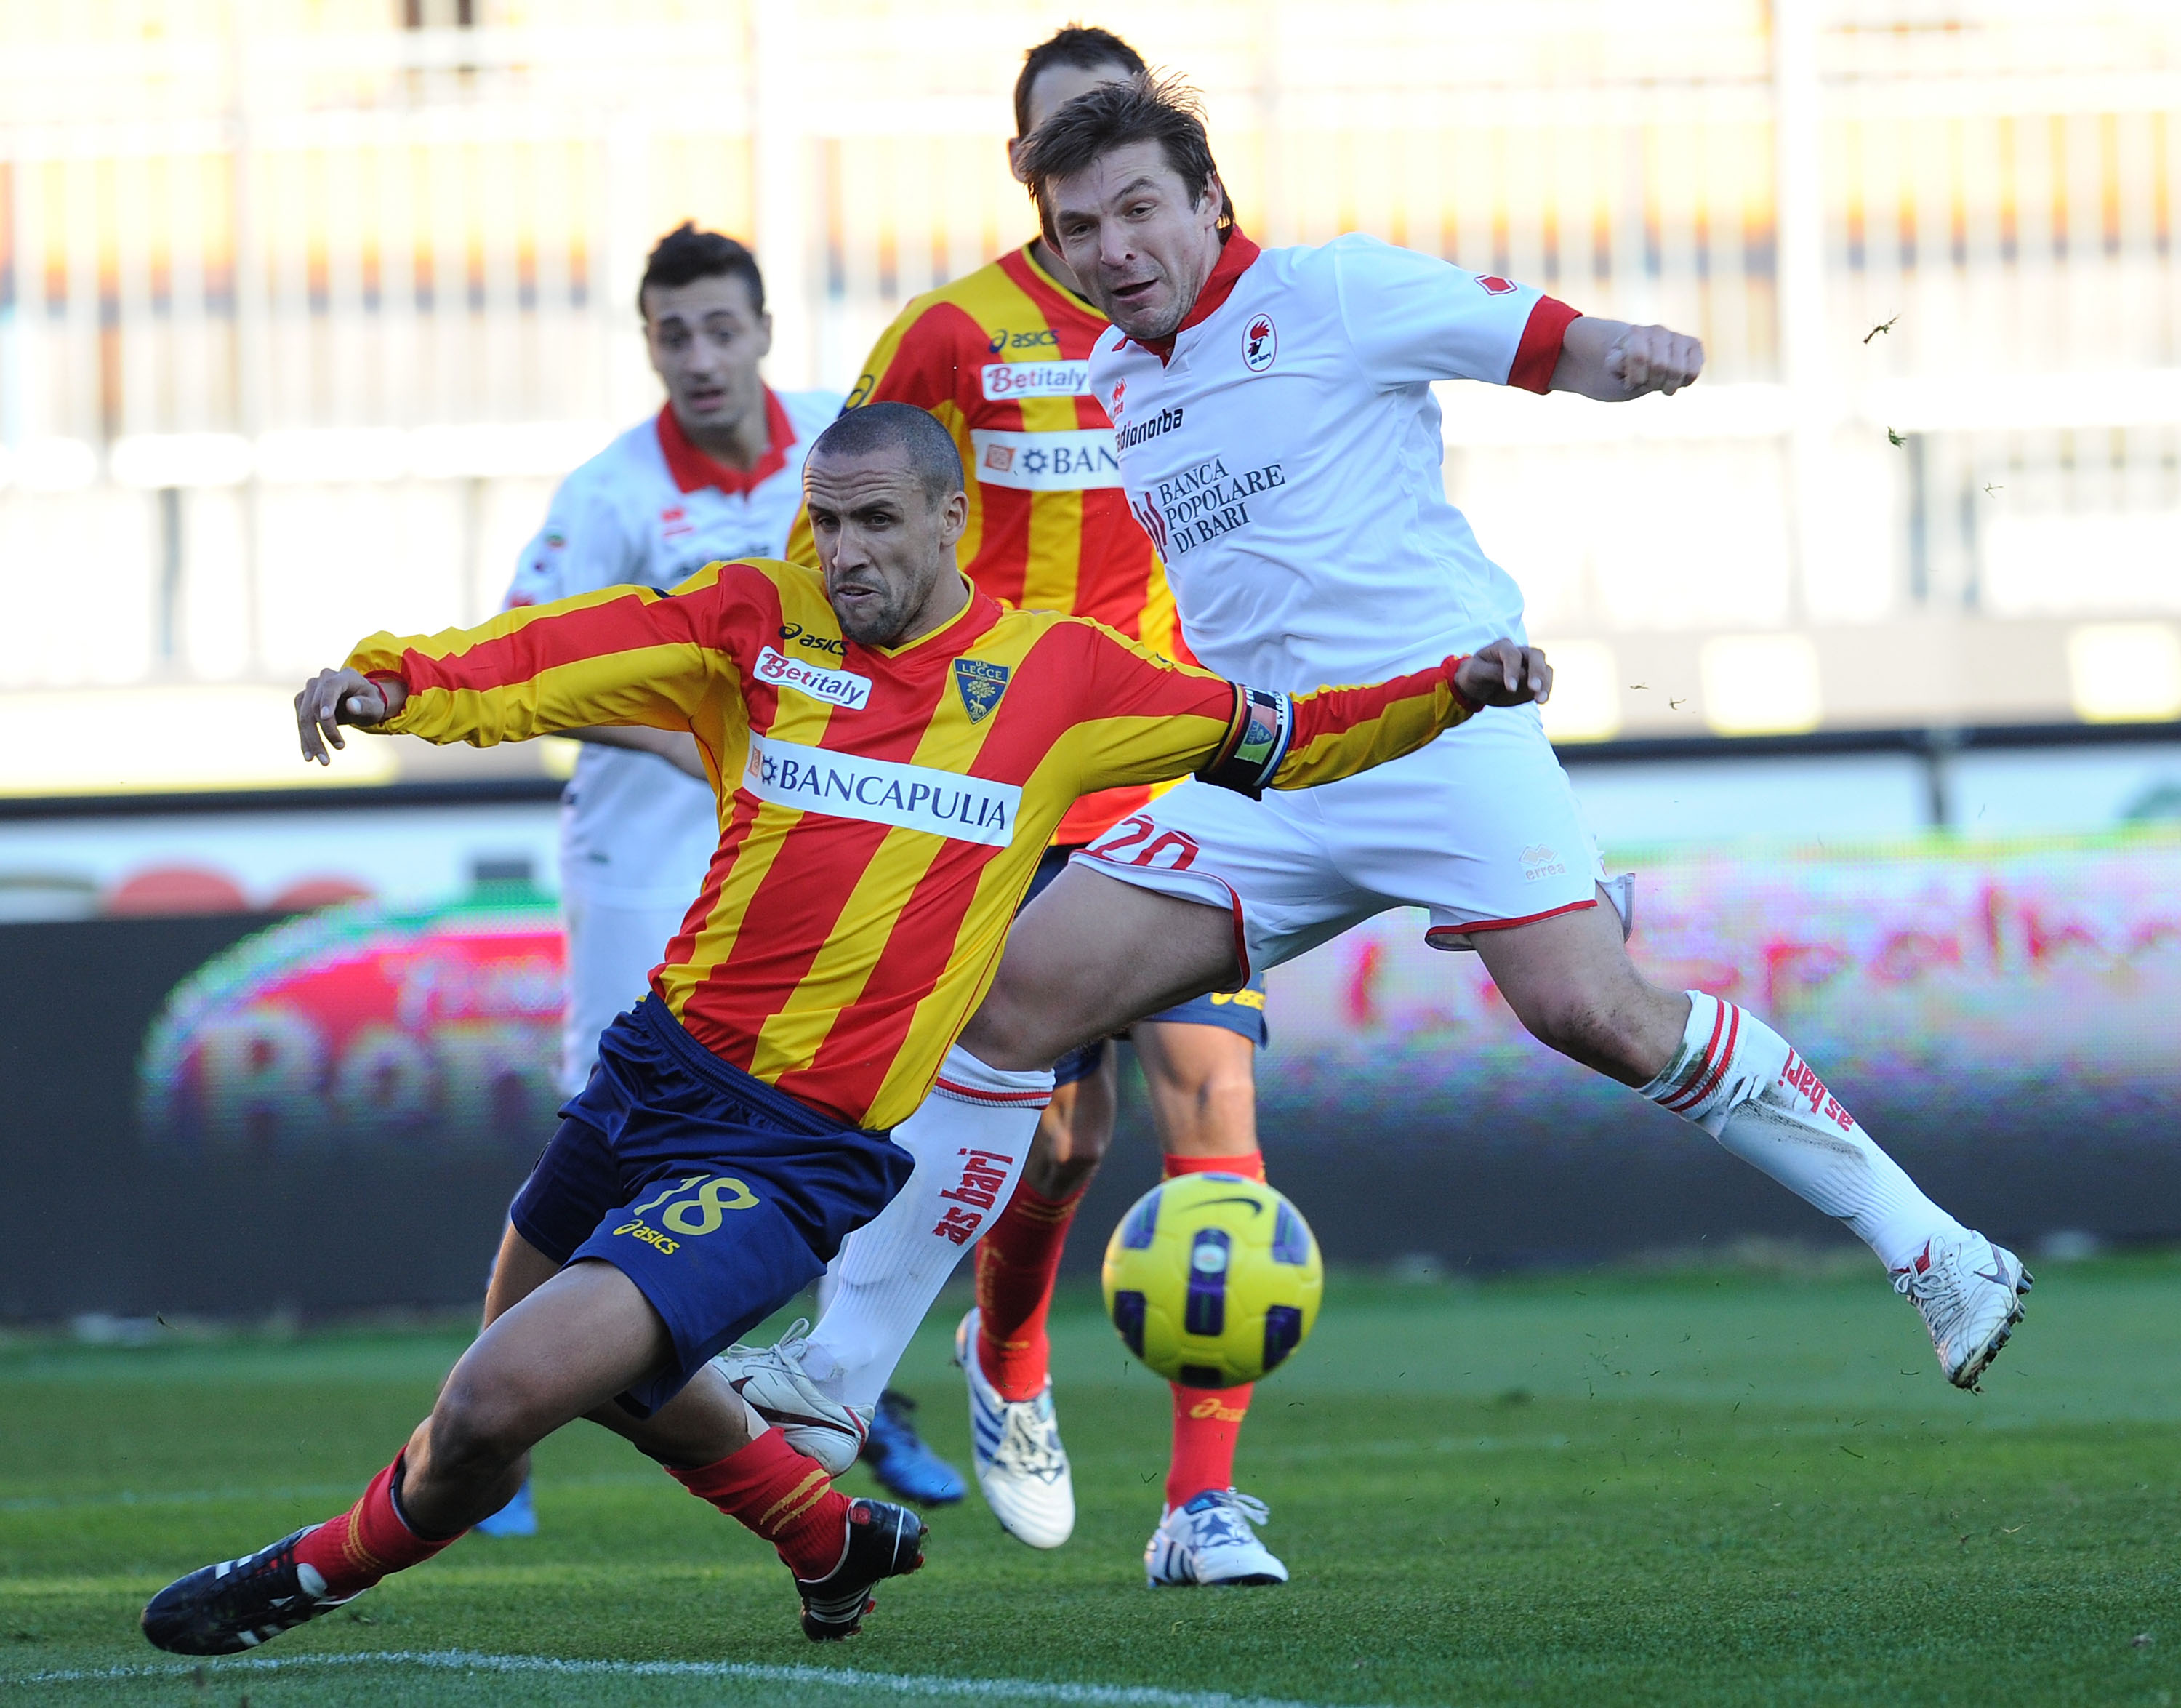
746 73 2035 1584
483 222 957 1531
504 222 838 1104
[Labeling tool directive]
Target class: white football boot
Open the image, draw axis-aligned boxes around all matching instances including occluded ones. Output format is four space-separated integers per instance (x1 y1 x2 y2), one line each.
954 1308 1074 1548
1892 1230 2033 1390
1145 1489 1288 1587
712 1320 871 1476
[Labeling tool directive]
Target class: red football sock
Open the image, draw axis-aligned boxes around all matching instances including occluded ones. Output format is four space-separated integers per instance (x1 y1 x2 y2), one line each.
292 1454 462 1597
1161 1150 1265 1509
975 1180 1088 1402
668 1430 850 1581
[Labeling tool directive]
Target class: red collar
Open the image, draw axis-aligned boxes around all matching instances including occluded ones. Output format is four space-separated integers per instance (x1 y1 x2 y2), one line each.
656 388 795 497
1134 228 1261 361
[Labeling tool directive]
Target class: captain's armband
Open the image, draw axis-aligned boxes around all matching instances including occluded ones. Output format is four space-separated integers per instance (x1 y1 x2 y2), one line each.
1197 685 1294 800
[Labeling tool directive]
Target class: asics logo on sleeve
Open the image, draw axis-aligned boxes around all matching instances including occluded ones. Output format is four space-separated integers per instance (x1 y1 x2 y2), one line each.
754 646 872 710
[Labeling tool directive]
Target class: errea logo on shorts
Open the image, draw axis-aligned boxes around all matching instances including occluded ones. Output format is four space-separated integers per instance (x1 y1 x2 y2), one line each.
981 361 1094 401
743 734 1021 846
754 646 872 710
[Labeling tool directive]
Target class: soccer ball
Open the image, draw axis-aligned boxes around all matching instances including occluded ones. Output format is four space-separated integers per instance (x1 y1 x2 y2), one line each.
1101 1174 1324 1387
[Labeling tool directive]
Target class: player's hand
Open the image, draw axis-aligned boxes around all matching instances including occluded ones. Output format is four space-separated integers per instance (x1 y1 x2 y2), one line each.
1604 324 1703 397
294 667 407 765
1455 640 1551 709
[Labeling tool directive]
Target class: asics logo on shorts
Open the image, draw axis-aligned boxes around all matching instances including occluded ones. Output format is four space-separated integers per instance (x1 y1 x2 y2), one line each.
743 734 1021 846
613 1173 761 1255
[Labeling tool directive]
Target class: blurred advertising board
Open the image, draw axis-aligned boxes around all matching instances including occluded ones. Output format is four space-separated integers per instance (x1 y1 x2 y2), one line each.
1214 827 2181 1271
137 894 564 1159
3 830 2178 1319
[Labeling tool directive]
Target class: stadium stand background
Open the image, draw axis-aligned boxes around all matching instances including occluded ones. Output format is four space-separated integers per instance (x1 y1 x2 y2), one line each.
0 0 2177 768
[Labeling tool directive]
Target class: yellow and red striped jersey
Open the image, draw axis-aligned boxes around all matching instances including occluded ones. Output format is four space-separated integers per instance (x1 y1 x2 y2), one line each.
789 244 1169 846
348 558 1478 1132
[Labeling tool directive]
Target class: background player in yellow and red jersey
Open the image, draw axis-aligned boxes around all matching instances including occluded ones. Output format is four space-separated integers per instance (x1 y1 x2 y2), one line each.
140 402 1551 1660
781 23 1279 1572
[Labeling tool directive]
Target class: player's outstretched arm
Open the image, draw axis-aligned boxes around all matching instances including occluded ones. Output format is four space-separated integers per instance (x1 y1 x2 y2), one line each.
1551 317 1703 401
294 667 409 766
1065 624 1550 801
338 582 728 754
1265 638 1551 792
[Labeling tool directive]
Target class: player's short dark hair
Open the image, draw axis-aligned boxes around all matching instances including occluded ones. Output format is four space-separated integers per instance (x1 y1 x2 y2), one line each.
1013 25 1147 138
809 402 965 507
638 222 765 319
1016 72 1229 230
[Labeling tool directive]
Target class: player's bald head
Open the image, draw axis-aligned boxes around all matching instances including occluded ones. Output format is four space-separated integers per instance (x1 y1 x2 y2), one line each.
808 402 965 510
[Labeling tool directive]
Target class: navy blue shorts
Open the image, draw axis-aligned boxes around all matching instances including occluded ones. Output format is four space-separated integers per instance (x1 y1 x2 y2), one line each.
509 995 912 1417
1025 846 1269 1088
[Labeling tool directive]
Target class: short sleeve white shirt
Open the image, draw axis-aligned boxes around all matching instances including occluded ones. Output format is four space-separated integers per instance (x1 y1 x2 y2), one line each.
506 388 840 903
1089 233 1575 694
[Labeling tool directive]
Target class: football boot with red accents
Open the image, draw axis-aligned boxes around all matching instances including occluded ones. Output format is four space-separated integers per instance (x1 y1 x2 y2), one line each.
795 1497 928 1640
1892 1228 2032 1390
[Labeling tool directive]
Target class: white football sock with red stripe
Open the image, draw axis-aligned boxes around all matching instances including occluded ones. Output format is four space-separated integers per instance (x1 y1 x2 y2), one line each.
1639 992 1961 1273
801 1046 1051 1411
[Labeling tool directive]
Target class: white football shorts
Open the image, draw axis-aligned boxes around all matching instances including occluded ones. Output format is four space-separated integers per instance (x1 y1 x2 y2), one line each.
1072 704 1610 976
559 889 689 1098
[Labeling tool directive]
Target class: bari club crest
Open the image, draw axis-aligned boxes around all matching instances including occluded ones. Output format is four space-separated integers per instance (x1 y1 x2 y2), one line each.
1108 378 1127 419
1242 314 1277 372
953 658 1011 724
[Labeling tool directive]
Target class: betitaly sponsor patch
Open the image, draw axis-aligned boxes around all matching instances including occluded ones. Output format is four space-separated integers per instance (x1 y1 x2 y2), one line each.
742 733 1020 846
981 360 1094 401
753 645 872 710
952 658 1011 725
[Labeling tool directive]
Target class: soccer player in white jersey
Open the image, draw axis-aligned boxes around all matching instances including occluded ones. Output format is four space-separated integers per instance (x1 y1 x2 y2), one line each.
483 222 962 1533
741 73 2034 1584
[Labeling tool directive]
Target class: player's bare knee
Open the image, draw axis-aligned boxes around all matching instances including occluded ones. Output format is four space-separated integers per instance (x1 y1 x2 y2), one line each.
957 990 1045 1072
428 1375 543 1481
1507 986 1650 1082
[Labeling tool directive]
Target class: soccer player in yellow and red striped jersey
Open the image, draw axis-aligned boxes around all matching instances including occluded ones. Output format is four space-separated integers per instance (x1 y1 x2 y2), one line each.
142 403 1551 1660
779 23 1284 1569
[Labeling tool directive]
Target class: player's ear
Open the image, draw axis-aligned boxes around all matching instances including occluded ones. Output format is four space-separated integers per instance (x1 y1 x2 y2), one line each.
937 486 969 549
753 310 774 361
1006 135 1029 184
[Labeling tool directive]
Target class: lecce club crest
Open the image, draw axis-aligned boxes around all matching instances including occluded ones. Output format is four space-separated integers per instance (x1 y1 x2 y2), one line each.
953 658 1011 724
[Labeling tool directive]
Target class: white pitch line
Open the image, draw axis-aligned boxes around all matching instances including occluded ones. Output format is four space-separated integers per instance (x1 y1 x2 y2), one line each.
12 1648 1417 1708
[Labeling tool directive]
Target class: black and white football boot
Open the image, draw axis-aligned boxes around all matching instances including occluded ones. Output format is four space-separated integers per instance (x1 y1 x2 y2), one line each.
794 1497 928 1640
142 1527 358 1655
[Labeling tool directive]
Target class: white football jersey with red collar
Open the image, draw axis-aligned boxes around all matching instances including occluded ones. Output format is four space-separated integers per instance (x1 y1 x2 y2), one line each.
505 388 840 904
1089 233 1572 695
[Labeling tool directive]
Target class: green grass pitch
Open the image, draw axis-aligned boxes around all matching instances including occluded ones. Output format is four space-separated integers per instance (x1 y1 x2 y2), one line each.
4 1256 2178 1707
